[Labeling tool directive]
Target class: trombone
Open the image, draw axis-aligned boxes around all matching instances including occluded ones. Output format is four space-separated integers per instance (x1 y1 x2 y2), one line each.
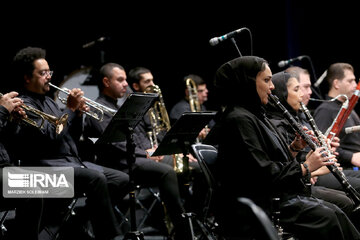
185 78 201 112
0 93 68 134
49 83 117 121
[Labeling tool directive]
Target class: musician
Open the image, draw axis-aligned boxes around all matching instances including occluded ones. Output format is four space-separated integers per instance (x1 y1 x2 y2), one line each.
83 63 188 240
11 47 128 240
169 74 209 124
126 67 197 163
0 91 43 240
266 71 360 223
285 66 313 106
314 63 360 170
283 66 360 197
212 56 360 239
126 66 169 157
169 74 210 142
126 66 206 216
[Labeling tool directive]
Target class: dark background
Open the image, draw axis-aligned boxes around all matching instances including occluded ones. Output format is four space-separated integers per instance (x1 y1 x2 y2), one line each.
1 1 359 111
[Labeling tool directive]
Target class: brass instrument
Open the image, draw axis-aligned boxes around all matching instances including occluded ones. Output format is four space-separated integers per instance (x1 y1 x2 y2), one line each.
21 104 69 134
144 85 171 134
0 93 68 134
49 82 117 121
144 84 183 172
185 78 209 141
186 78 201 112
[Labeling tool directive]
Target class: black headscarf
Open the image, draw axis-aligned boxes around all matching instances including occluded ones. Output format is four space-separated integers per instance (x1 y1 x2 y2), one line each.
267 71 298 117
214 56 268 112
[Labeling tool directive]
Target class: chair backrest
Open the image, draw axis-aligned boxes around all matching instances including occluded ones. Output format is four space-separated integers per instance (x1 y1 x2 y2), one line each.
191 143 218 189
190 143 218 221
237 197 279 240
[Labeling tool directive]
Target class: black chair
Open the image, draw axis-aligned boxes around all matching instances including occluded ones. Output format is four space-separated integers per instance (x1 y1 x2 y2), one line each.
0 208 13 239
191 143 285 240
237 197 280 240
190 143 218 222
189 143 220 240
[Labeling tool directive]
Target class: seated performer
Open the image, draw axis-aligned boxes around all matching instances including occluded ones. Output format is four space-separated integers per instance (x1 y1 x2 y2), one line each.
169 74 210 141
312 63 360 193
11 46 129 240
126 66 208 216
266 71 360 225
0 91 43 240
83 62 188 240
211 55 360 239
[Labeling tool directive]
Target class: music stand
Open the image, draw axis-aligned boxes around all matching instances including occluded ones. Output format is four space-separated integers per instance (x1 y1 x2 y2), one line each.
151 111 216 239
152 111 216 175
97 92 158 240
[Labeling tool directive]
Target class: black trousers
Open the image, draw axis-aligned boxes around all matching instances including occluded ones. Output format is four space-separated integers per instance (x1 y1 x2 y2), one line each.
280 195 360 240
161 154 208 215
98 156 186 236
72 163 129 240
216 194 360 240
0 169 43 240
311 185 354 216
315 169 360 193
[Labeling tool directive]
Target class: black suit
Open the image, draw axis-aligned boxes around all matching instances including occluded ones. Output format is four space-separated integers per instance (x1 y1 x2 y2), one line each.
13 91 128 240
0 105 43 240
84 94 187 237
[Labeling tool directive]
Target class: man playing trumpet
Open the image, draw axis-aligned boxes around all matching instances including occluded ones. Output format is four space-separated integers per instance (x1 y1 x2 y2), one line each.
11 46 129 240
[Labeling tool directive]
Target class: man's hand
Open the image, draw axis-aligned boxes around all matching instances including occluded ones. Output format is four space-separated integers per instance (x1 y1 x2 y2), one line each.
146 148 164 162
0 92 23 113
66 88 84 112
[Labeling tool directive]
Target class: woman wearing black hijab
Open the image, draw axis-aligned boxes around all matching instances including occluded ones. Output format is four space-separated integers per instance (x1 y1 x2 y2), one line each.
267 71 360 223
212 56 360 239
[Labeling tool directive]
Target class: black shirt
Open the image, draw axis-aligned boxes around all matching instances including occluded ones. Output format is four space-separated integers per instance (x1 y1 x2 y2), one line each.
14 91 84 167
216 105 306 211
83 93 149 158
0 106 14 167
314 96 360 168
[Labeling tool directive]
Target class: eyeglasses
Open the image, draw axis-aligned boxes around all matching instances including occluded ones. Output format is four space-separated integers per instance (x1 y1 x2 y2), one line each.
39 70 53 77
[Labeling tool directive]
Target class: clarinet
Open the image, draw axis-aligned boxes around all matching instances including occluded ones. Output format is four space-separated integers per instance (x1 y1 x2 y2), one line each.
269 94 360 211
300 102 331 153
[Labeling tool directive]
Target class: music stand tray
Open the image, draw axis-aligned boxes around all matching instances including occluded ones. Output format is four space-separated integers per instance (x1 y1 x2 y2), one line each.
151 111 217 157
96 92 158 144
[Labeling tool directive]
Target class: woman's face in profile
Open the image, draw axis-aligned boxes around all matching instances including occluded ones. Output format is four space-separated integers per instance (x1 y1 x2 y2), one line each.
287 77 303 111
256 64 273 105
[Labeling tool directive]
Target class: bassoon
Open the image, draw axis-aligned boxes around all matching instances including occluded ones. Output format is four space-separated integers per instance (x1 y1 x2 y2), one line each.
325 80 360 141
269 94 360 211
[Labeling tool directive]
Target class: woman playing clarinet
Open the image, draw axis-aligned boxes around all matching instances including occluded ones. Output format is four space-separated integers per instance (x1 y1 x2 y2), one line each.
212 56 360 239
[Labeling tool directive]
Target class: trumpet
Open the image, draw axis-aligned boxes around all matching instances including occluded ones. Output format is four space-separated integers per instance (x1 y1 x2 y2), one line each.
49 83 117 121
21 104 69 134
0 93 68 134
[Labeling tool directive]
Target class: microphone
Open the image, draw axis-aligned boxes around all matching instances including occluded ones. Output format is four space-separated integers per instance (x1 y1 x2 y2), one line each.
345 126 360 134
82 37 106 48
209 28 247 46
277 55 306 68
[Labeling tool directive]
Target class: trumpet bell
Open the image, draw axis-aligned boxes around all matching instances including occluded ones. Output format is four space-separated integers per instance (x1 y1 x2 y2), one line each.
54 114 69 134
